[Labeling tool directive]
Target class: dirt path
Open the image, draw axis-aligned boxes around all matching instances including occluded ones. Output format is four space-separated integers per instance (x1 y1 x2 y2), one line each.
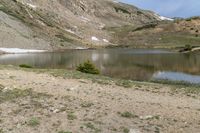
0 69 200 133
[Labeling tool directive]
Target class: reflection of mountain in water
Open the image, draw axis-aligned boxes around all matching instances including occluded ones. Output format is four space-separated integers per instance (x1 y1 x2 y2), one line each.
1 49 200 81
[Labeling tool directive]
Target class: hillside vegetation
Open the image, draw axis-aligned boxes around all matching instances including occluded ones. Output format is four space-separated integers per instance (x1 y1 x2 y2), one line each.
108 17 200 48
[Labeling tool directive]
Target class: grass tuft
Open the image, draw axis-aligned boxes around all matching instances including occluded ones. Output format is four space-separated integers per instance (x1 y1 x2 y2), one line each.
27 117 40 127
67 112 77 120
119 111 138 118
19 64 33 68
58 131 72 133
85 122 101 133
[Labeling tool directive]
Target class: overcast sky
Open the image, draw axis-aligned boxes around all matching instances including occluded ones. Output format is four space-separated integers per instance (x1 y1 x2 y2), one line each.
120 0 200 18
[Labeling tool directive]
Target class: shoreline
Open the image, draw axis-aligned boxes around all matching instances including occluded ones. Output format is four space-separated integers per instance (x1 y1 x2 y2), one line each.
1 64 200 88
0 64 200 96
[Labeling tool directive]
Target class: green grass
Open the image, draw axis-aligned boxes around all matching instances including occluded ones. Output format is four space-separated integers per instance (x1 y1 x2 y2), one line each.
45 68 113 85
185 16 200 21
80 102 93 108
105 22 200 49
114 7 130 14
159 34 200 46
58 131 72 133
67 112 77 120
151 79 200 96
123 128 129 133
0 88 32 103
151 79 199 87
55 34 74 43
132 23 158 32
0 84 52 104
119 111 138 118
84 122 101 133
116 80 133 88
27 117 40 127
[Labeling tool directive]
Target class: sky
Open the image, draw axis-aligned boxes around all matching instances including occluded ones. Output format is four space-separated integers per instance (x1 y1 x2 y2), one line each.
120 0 200 18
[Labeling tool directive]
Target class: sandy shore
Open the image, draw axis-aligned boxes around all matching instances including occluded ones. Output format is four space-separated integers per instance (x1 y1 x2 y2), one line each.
0 67 199 133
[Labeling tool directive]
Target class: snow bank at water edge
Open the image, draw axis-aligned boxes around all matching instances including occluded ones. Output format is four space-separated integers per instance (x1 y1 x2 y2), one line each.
0 48 46 54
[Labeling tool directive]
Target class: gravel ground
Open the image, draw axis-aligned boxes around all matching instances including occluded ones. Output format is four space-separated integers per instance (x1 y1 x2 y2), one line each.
0 69 200 133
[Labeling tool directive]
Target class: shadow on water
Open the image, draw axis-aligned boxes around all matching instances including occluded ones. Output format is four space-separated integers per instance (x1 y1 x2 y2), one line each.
1 49 200 83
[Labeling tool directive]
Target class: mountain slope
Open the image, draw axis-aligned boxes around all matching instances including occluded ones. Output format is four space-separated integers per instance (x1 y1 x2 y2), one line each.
0 0 160 50
2 0 197 50
108 17 200 48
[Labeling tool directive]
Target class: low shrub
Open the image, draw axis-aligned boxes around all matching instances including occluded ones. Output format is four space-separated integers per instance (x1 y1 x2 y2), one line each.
184 44 192 51
19 64 32 68
76 60 100 74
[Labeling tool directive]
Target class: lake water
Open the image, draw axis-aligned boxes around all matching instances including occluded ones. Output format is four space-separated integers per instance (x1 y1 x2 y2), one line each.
1 48 200 84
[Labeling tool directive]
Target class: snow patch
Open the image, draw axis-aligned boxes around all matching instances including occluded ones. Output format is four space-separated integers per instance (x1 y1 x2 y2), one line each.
113 0 119 3
26 3 37 9
64 28 82 38
99 23 105 29
91 36 109 43
139 115 154 120
159 16 174 21
76 47 87 50
0 48 46 54
73 26 78 29
154 14 173 21
36 20 45 26
103 39 109 43
91 36 99 41
65 29 76 34
80 16 90 22
17 0 37 9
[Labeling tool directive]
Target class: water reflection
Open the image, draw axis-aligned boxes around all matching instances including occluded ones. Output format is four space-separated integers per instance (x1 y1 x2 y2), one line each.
1 49 200 83
153 71 200 84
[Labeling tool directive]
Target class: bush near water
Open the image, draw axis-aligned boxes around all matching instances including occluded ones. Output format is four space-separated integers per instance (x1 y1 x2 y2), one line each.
76 60 100 74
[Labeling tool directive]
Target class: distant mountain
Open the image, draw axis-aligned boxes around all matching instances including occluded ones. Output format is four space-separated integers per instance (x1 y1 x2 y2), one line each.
0 0 199 50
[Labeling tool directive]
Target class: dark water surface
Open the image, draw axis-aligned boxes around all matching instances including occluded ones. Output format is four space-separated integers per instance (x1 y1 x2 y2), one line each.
1 48 200 84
